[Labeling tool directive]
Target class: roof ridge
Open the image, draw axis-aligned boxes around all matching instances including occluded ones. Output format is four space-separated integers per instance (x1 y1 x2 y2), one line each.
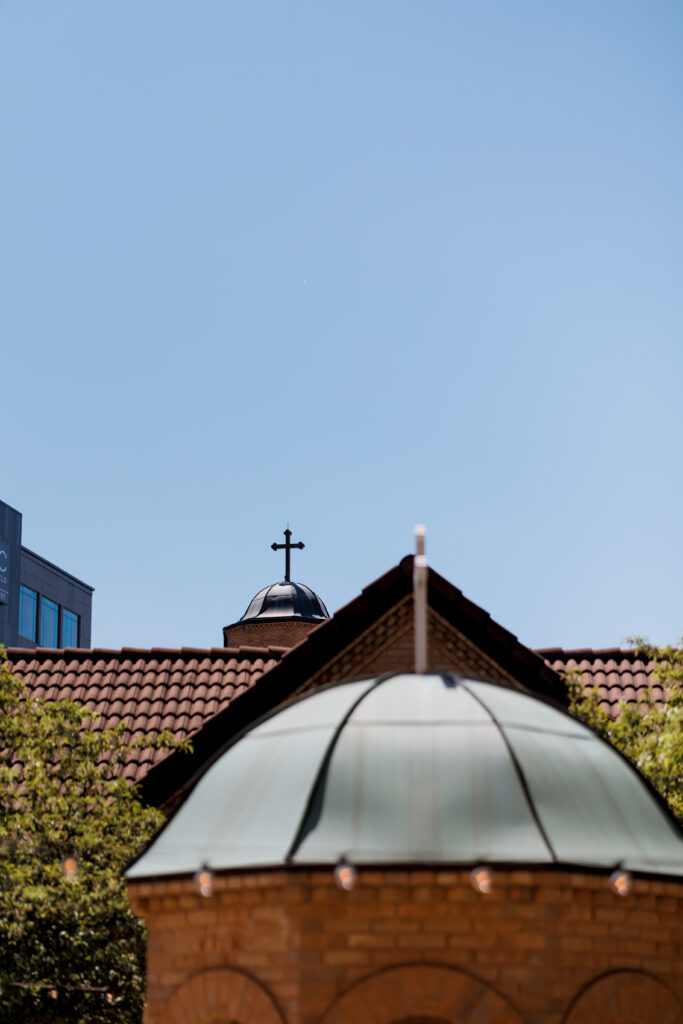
536 646 642 660
5 644 288 661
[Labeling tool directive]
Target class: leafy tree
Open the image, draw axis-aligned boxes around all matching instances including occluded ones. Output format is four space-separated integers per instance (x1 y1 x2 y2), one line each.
567 638 683 820
0 649 184 1024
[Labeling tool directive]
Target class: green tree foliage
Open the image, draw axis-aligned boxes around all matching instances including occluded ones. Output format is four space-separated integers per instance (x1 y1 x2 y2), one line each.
0 650 184 1024
568 639 683 820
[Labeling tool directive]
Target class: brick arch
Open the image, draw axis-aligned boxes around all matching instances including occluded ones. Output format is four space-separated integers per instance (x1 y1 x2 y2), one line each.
319 964 525 1024
563 970 683 1024
162 966 285 1024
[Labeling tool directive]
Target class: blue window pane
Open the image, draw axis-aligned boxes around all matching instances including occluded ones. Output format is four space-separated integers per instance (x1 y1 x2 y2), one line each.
62 609 79 647
40 597 59 647
19 585 37 642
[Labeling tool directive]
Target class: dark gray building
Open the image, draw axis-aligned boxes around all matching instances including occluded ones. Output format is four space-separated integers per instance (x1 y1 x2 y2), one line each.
0 499 93 650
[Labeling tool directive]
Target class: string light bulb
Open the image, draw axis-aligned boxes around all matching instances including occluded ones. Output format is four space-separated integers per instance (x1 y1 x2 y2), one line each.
609 869 632 897
49 988 58 1000
62 855 79 879
470 865 493 894
105 992 115 1004
193 866 214 897
333 861 358 892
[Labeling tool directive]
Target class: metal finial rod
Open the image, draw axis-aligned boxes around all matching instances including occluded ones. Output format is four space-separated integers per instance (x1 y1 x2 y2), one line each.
413 525 428 674
271 528 305 583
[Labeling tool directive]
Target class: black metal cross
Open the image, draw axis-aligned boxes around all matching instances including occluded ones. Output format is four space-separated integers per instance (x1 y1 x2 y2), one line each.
271 529 304 582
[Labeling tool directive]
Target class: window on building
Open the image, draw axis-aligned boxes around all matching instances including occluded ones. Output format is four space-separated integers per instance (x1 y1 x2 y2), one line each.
62 608 79 647
40 597 59 647
19 585 38 642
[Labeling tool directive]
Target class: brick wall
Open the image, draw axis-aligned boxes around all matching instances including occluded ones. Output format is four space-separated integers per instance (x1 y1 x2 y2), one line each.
295 600 518 698
128 867 683 1024
223 620 319 649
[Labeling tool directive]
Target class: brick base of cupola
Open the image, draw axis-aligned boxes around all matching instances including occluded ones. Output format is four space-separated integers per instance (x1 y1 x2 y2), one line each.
129 867 683 1024
222 618 321 649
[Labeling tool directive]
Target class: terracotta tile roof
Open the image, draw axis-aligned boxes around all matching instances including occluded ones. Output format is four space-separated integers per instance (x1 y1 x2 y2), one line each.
5 558 567 807
537 647 661 715
5 645 286 784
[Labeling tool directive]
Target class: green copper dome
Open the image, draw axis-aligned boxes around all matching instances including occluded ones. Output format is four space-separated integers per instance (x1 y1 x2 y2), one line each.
127 673 683 881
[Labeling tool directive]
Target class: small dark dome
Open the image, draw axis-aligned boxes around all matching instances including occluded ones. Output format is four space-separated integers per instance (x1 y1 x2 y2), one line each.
240 581 330 624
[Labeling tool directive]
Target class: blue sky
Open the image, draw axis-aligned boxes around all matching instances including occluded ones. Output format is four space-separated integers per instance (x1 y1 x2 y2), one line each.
2 1 682 652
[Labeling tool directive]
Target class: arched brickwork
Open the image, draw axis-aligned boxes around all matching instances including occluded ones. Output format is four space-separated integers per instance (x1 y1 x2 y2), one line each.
563 970 682 1024
160 966 284 1024
319 964 524 1024
392 1018 451 1024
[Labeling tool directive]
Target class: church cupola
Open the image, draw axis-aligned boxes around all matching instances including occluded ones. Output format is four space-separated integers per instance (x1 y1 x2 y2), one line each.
222 529 330 649
240 581 329 624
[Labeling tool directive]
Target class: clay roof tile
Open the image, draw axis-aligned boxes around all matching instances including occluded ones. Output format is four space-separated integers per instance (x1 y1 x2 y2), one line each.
5 645 285 785
538 647 661 717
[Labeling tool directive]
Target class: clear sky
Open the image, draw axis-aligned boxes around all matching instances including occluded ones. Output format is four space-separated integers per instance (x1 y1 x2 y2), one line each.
2 1 682 652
